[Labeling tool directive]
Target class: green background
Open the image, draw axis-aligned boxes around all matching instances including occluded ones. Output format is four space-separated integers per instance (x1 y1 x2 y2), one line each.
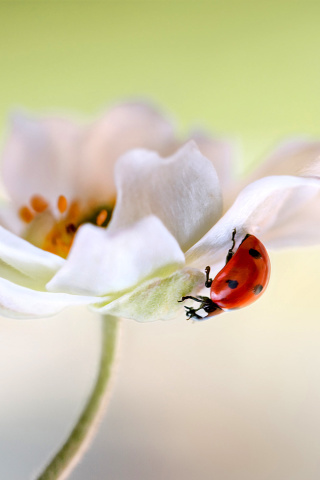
2 1 320 168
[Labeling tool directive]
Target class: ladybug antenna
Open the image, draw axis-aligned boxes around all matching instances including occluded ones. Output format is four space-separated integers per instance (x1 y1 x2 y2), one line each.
226 228 237 264
205 266 212 288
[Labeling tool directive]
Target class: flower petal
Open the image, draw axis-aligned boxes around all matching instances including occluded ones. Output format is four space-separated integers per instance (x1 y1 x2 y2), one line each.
92 268 205 322
256 193 320 248
46 216 185 296
2 113 81 208
0 261 47 291
0 277 97 319
79 102 178 204
0 203 24 236
189 131 236 190
186 175 320 269
247 139 320 181
109 141 222 251
0 226 64 284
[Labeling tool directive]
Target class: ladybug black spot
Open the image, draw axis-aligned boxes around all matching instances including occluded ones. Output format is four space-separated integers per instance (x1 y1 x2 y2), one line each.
249 248 262 259
253 284 263 295
226 279 239 289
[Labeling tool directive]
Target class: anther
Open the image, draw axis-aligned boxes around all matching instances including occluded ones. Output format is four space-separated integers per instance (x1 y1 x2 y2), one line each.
57 195 68 214
30 195 48 213
19 206 35 223
68 201 80 221
96 209 108 226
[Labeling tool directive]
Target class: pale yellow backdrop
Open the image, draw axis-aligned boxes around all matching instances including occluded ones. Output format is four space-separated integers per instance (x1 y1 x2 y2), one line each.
1 2 320 479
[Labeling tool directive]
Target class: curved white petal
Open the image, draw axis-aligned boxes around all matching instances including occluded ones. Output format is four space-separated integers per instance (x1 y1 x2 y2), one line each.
92 268 205 322
0 261 50 291
2 113 81 208
47 216 185 296
0 203 24 236
246 139 320 181
186 175 320 269
189 132 236 190
109 141 222 251
79 102 177 204
0 277 97 319
257 192 320 248
0 226 64 283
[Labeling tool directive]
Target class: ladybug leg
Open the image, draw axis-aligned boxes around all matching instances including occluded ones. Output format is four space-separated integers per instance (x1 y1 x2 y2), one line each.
178 295 210 314
225 228 237 264
184 306 205 320
183 300 222 320
183 300 211 319
179 295 222 320
205 266 212 288
178 295 210 303
178 296 209 319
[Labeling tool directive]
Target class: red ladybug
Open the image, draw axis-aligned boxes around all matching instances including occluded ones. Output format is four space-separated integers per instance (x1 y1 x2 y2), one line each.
179 229 271 320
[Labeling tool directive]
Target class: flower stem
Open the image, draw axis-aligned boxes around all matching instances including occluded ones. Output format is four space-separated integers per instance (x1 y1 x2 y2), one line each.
36 315 120 480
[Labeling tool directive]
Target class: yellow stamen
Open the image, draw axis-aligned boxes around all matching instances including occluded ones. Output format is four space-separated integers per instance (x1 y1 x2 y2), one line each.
19 205 35 223
30 195 48 213
67 200 80 221
40 200 81 258
57 195 68 214
22 194 113 259
42 220 74 259
96 209 108 226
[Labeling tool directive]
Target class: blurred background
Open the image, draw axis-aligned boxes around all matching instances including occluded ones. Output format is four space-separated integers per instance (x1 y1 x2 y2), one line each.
1 1 320 479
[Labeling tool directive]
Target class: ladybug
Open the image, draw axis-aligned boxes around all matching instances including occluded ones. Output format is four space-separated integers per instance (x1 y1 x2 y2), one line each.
179 229 271 320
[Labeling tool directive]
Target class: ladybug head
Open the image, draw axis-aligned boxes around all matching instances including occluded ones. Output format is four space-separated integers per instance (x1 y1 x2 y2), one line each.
202 300 224 319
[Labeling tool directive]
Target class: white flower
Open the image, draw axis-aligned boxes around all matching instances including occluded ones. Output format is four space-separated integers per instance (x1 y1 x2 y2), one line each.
0 103 320 321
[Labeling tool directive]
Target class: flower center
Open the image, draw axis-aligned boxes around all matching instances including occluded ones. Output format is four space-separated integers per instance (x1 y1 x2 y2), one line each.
19 194 113 258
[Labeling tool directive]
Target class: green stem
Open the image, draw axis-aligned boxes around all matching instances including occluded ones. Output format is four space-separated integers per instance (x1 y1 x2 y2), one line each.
36 315 120 480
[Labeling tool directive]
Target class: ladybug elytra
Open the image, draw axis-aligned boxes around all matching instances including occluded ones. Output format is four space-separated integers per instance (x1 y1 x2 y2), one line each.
179 229 271 320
